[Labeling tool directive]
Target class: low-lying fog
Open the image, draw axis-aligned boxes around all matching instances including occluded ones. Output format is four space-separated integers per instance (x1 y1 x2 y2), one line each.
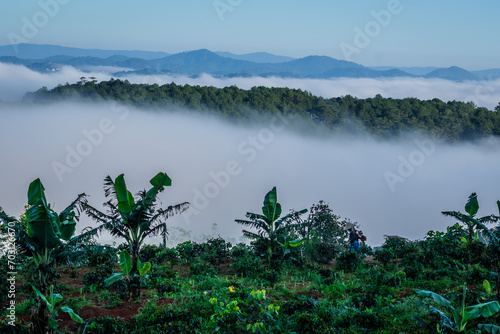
1 62 500 109
1 101 499 246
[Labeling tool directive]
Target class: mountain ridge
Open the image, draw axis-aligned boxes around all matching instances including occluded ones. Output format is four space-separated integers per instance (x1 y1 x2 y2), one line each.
0 43 490 81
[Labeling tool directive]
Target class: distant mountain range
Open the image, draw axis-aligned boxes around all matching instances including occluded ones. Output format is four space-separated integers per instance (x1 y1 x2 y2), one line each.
1 43 499 81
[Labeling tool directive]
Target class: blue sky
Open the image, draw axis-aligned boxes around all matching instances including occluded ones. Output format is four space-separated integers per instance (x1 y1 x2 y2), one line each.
1 0 499 69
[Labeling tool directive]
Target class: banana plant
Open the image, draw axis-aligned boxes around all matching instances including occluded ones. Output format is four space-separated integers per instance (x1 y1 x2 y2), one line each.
442 193 500 301
0 178 93 334
235 187 307 270
31 285 83 333
83 172 189 298
415 286 500 333
105 250 151 299
442 193 498 244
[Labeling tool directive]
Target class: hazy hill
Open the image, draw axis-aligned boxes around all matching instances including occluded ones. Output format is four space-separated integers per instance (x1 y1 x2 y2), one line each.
472 69 500 80
370 66 439 76
0 43 170 60
0 43 492 81
424 66 477 81
215 51 295 63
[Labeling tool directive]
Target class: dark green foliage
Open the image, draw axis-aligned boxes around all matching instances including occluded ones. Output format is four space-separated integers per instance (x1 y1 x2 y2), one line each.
175 241 195 263
289 201 347 265
336 251 361 272
232 252 262 278
0 256 11 303
156 279 181 295
230 242 254 259
83 316 131 334
133 300 204 333
150 265 178 281
197 237 232 266
0 322 29 334
189 259 218 277
83 264 114 289
139 244 162 263
155 247 179 267
27 79 500 141
260 269 281 284
281 295 318 315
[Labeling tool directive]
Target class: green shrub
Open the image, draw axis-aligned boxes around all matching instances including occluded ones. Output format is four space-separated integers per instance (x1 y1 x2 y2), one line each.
231 253 262 278
336 251 361 272
156 279 181 295
260 269 281 284
83 263 114 289
156 247 179 267
133 300 204 333
230 242 253 260
190 259 218 277
140 244 162 263
83 316 131 334
175 241 194 263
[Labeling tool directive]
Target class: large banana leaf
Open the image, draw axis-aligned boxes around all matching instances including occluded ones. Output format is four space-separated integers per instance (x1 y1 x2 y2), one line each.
414 289 454 309
465 192 479 217
464 301 500 319
26 179 62 250
479 324 500 334
28 178 47 206
142 172 172 208
137 259 151 276
262 187 281 223
59 219 77 241
60 306 83 323
104 273 124 286
114 174 135 216
119 250 133 276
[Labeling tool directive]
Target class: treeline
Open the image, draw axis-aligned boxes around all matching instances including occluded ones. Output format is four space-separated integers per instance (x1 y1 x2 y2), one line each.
26 79 500 141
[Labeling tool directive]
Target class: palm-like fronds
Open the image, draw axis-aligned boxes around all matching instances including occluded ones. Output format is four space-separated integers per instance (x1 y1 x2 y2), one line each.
235 187 307 268
59 193 87 221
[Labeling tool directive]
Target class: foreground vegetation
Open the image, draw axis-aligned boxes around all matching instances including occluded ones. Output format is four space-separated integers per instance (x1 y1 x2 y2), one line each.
27 79 500 141
1 175 500 333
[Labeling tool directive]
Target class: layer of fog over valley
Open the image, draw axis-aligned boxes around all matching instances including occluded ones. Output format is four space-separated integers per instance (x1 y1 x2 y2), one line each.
1 97 500 246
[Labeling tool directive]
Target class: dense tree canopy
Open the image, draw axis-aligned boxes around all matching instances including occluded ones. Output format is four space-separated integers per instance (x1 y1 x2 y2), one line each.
26 79 500 141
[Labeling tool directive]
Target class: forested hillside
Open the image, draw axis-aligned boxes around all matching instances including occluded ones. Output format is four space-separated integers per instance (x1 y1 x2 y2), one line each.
27 79 500 140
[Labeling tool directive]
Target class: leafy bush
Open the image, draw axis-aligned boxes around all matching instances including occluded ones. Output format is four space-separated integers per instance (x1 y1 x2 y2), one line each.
230 242 254 260
190 259 218 277
231 252 262 278
260 269 281 284
156 279 181 295
175 241 195 263
199 237 232 265
133 300 204 333
139 244 162 263
83 263 114 289
156 247 179 267
84 316 131 334
336 251 361 272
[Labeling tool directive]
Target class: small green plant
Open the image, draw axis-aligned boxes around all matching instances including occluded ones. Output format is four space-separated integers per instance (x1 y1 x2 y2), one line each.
105 250 151 299
31 285 83 332
336 250 361 272
235 186 307 270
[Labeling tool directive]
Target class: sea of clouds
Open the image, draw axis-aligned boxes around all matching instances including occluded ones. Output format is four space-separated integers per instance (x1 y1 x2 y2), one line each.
1 63 499 246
